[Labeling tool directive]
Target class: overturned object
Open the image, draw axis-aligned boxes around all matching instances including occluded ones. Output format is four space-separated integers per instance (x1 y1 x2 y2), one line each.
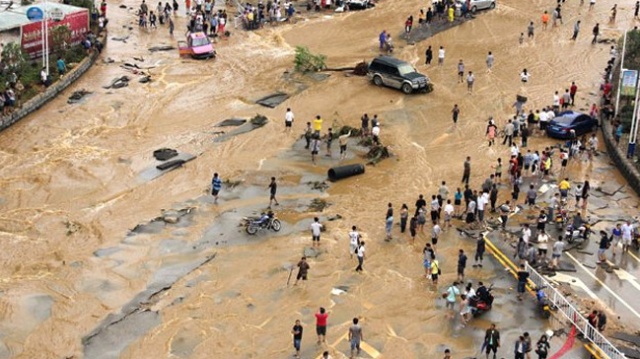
153 148 178 161
328 164 365 182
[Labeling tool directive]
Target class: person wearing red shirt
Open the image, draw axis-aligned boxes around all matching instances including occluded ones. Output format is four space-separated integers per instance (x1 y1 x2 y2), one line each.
315 307 329 344
570 82 578 106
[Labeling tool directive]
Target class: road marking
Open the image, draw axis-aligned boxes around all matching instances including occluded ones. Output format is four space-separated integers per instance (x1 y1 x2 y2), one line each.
613 268 640 292
565 252 640 319
548 272 598 299
627 250 640 263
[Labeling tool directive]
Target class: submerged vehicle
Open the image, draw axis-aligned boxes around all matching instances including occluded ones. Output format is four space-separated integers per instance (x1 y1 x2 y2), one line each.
178 32 216 59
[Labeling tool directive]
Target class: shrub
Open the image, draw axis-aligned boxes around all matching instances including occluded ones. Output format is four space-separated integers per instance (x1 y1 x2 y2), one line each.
293 46 326 73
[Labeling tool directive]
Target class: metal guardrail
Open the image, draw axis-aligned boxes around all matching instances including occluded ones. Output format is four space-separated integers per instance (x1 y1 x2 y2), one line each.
525 263 626 359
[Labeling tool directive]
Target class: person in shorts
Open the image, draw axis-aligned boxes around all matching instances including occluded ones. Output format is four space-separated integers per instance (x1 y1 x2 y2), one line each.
611 223 622 256
284 107 294 132
444 282 460 316
295 257 310 285
432 223 441 247
310 217 323 247
315 307 329 344
444 199 454 228
423 243 434 278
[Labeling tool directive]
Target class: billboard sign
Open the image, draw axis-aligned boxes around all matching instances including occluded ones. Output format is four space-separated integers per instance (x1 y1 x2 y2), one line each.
621 69 638 97
20 9 89 58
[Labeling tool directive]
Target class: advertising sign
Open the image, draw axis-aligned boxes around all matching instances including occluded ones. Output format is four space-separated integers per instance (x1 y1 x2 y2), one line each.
621 69 638 97
26 6 44 21
20 9 89 58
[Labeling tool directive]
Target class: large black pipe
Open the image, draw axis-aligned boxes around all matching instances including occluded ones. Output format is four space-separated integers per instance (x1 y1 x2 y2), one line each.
328 164 365 182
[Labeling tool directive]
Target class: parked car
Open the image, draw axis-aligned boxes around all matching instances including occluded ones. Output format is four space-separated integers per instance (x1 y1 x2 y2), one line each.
469 0 496 12
367 55 430 94
453 0 496 13
546 111 598 139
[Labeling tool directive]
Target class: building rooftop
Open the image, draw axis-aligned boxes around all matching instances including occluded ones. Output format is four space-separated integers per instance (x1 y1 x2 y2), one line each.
0 2 86 32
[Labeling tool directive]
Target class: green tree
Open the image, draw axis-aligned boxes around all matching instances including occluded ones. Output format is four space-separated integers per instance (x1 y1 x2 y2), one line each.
52 25 72 56
293 46 326 72
1 42 28 73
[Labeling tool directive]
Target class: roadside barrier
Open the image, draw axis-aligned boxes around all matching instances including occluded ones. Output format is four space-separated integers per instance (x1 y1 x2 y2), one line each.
525 262 626 359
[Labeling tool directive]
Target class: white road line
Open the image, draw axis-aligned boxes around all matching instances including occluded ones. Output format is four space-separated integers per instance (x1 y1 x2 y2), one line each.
549 272 599 299
566 252 640 319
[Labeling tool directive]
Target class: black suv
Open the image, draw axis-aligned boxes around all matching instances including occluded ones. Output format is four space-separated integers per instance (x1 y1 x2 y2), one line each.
367 55 430 94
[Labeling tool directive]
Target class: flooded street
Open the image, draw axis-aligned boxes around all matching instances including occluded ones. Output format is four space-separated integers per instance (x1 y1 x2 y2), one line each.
0 0 638 357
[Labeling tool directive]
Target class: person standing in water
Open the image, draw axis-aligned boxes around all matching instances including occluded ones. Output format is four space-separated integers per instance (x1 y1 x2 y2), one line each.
284 108 294 133
315 307 329 344
211 172 222 203
486 51 494 73
438 46 445 66
338 130 351 160
268 177 280 207
348 318 364 359
425 45 433 65
291 319 303 358
452 104 460 125
294 257 310 285
310 217 323 247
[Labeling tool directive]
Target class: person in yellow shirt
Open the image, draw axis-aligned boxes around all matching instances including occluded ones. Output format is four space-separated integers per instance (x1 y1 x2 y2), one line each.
313 115 323 135
559 178 571 199
448 6 454 22
430 253 440 285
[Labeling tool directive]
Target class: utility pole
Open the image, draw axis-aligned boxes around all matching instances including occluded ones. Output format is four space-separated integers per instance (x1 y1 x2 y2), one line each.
615 31 627 118
629 73 640 158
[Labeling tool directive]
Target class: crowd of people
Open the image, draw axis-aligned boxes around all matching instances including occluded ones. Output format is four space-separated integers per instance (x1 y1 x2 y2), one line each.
190 0 640 357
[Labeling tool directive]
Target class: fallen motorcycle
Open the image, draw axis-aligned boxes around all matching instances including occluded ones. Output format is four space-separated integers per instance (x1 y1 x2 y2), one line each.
243 211 282 235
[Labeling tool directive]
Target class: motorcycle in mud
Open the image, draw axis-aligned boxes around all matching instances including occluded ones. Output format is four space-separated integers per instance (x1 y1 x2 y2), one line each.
243 211 282 235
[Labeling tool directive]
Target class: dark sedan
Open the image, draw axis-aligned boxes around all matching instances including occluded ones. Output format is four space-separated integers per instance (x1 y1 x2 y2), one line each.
546 111 597 139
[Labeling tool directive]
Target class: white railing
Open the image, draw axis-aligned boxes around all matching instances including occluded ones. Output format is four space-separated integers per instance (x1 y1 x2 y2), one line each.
525 263 626 359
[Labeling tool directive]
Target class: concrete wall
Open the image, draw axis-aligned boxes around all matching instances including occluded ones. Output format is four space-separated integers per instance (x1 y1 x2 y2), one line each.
0 36 105 131
601 117 640 196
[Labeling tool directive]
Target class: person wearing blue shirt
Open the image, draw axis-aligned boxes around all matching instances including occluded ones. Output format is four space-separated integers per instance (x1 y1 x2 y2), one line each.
211 172 222 203
56 57 66 76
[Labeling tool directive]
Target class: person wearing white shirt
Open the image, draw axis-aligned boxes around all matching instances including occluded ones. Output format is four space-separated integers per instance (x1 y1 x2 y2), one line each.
348 226 360 259
538 110 548 131
438 46 445 66
371 125 380 145
510 144 519 157
621 221 633 252
444 200 455 228
284 108 294 132
520 69 530 82
521 224 532 243
552 91 560 111
310 217 323 247
537 230 549 258
477 192 487 223
546 109 555 121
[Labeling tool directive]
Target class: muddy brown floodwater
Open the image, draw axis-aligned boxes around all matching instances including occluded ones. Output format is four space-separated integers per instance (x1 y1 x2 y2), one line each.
0 0 638 357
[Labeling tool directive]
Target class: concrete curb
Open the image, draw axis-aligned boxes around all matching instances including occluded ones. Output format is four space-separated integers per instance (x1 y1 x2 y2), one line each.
0 31 107 131
600 119 640 196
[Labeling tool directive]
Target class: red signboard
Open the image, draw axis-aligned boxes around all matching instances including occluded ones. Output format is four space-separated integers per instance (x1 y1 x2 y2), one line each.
20 9 89 58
